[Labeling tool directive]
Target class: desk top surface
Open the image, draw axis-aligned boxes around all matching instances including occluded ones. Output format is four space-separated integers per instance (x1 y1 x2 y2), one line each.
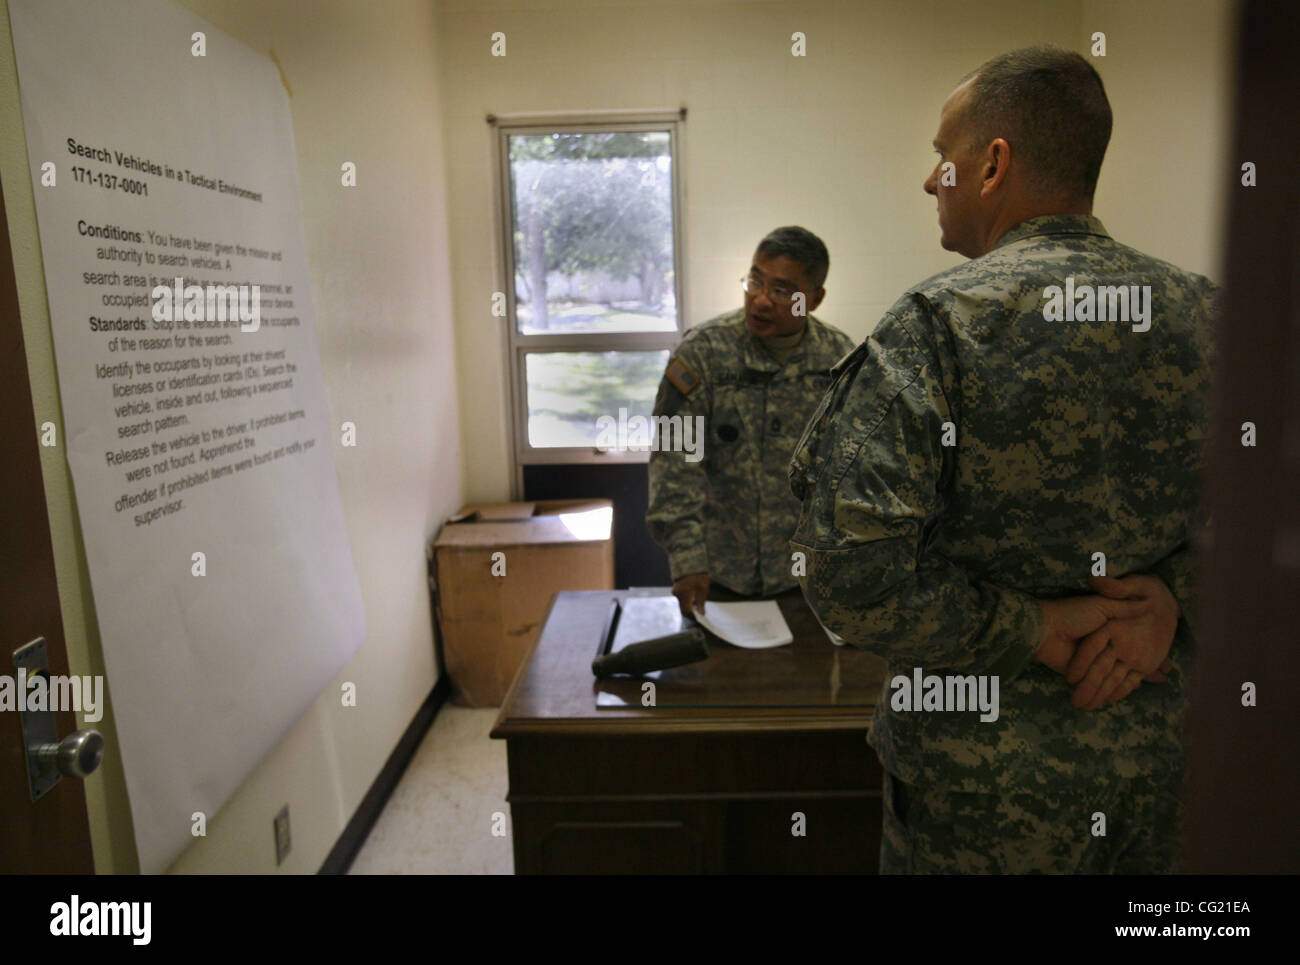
492 588 888 738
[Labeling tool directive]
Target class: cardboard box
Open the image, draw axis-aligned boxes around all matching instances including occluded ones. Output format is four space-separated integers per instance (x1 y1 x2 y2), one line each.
432 499 614 706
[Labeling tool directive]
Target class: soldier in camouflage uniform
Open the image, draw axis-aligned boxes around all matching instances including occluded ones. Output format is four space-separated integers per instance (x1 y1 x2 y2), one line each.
647 227 854 616
789 47 1213 873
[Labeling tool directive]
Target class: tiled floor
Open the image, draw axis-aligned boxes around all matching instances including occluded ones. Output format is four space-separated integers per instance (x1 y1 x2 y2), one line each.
348 706 514 875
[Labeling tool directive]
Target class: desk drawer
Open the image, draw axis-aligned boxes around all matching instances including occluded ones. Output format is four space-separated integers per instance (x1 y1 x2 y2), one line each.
509 794 880 874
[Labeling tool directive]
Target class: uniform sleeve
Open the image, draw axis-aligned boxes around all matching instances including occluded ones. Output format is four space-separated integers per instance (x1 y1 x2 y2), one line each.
792 306 1044 679
1147 280 1216 645
1147 539 1199 641
646 340 711 580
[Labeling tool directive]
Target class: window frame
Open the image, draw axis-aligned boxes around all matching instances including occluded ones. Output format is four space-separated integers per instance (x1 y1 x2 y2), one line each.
491 111 687 477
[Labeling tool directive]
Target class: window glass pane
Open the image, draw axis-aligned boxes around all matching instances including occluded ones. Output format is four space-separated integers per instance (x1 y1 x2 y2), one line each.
525 350 669 448
509 131 677 335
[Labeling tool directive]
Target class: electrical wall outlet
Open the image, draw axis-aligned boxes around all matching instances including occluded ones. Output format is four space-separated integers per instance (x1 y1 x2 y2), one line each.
274 804 291 866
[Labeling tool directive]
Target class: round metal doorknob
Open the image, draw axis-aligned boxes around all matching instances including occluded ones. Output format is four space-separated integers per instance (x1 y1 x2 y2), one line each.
34 730 104 779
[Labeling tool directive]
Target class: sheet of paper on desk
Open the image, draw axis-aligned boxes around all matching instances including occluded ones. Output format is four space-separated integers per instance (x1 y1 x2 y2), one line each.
695 601 793 649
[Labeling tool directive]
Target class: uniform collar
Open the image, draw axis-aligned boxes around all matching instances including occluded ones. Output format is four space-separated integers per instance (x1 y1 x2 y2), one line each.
741 313 822 372
991 213 1110 251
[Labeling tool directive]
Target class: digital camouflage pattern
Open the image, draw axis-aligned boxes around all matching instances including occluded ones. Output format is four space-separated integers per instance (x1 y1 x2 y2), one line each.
879 769 1185 873
789 214 1215 798
648 308 855 595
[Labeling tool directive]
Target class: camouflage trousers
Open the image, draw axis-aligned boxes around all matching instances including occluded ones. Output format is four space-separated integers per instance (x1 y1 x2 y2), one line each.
879 766 1185 874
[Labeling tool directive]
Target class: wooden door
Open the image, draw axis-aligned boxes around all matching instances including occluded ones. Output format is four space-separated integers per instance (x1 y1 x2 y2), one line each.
0 170 96 873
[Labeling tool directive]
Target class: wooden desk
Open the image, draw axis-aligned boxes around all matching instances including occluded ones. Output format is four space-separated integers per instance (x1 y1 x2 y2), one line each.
491 588 888 873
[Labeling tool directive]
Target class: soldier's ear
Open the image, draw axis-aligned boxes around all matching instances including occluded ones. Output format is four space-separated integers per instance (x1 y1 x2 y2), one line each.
808 286 825 313
980 138 1011 198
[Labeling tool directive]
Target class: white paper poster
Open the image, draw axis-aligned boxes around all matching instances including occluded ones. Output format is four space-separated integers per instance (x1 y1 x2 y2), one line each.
8 0 366 872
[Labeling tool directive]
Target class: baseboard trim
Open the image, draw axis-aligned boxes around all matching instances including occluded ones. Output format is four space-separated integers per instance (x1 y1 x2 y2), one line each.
318 675 452 875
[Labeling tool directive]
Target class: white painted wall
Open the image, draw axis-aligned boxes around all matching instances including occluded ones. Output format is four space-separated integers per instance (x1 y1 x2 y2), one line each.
438 0 1235 503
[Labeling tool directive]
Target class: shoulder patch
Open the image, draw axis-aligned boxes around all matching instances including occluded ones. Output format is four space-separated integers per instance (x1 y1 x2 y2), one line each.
665 356 700 395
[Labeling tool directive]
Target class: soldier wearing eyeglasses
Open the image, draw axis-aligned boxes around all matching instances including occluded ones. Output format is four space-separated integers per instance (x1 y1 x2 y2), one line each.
646 226 854 618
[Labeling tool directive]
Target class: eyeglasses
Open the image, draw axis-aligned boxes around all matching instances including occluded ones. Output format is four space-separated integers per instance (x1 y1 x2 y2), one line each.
740 274 799 306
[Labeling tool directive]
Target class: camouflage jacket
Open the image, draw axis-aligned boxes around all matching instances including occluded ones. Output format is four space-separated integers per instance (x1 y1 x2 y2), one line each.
789 214 1215 795
648 309 854 595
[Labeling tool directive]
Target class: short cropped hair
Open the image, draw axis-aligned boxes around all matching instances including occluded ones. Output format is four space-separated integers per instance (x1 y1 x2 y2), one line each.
961 45 1113 202
755 226 829 289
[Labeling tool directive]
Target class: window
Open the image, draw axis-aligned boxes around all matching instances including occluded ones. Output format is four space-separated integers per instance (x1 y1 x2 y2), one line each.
493 113 685 468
